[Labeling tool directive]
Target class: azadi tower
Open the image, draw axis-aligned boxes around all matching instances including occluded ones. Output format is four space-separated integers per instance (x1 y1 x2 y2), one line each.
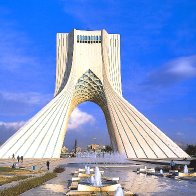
0 29 189 159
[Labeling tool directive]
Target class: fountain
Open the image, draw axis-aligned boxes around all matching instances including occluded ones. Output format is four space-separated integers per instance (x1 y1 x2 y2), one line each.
184 165 189 174
115 187 124 196
73 152 130 165
85 165 88 171
93 166 102 186
85 166 91 174
69 166 124 193
160 169 163 174
90 175 95 184
138 165 155 174
177 164 196 178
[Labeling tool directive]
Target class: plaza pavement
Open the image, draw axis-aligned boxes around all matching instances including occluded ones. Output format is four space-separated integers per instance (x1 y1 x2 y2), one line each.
0 158 65 192
0 158 194 195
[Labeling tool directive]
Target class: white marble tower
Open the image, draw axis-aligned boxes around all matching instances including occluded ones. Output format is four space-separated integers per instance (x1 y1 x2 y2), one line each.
0 29 189 159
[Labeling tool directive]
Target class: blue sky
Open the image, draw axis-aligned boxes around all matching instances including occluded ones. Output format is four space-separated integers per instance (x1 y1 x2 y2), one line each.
0 0 196 149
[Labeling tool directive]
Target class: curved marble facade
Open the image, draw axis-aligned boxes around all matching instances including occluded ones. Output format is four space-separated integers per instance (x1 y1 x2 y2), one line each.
0 29 189 159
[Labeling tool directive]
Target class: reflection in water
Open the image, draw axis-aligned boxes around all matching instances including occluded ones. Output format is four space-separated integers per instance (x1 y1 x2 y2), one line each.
104 167 164 194
102 166 196 196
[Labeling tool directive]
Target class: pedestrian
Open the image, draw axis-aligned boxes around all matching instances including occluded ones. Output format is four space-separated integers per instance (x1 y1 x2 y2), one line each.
12 163 16 168
12 154 15 159
17 155 20 163
170 160 176 170
46 160 50 170
21 156 23 163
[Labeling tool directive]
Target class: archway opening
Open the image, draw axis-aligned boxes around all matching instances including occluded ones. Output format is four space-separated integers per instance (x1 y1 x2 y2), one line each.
63 101 110 153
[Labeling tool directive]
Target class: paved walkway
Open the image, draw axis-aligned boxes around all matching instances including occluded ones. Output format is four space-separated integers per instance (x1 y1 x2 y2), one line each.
21 167 74 196
0 158 61 170
1 158 196 195
0 158 64 192
20 160 196 196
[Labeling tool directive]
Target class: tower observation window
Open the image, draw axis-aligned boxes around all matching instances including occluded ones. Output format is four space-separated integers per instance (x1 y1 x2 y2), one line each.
77 35 102 44
99 36 101 43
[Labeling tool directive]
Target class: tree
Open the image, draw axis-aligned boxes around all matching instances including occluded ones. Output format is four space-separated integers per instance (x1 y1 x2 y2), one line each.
185 145 196 156
104 145 113 153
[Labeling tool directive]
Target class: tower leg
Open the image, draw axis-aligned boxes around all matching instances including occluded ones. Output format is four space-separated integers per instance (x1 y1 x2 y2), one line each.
104 85 189 159
0 80 75 158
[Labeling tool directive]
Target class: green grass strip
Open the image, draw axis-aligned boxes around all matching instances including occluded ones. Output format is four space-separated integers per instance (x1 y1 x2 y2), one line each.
0 167 21 172
0 172 57 196
0 175 29 186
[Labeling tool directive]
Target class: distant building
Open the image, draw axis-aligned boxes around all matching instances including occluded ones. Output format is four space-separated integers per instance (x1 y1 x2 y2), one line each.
76 147 81 153
87 144 104 152
61 146 69 154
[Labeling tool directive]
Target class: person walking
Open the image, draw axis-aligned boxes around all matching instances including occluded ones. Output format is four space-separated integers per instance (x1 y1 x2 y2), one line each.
170 160 176 170
21 156 23 163
12 154 15 159
17 155 20 163
46 160 50 170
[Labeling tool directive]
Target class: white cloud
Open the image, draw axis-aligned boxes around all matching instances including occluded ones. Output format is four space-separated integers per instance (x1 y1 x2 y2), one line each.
123 55 196 110
0 91 53 116
144 55 196 87
1 91 52 106
183 117 196 124
167 55 196 77
0 121 25 130
68 108 95 130
176 131 184 136
0 121 25 144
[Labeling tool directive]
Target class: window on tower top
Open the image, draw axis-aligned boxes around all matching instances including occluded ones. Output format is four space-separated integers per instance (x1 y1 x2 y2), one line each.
99 36 101 43
76 35 101 44
95 36 98 43
88 36 90 43
84 36 87 43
